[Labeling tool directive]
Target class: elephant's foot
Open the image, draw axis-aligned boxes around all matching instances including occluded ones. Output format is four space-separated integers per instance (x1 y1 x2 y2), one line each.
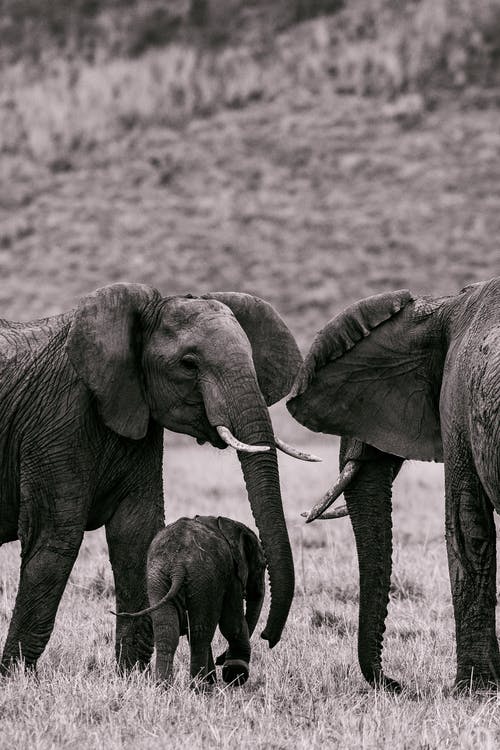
453 646 500 694
453 670 500 695
222 658 249 686
452 677 500 695
363 668 402 693
370 674 402 693
376 675 402 693
0 656 37 679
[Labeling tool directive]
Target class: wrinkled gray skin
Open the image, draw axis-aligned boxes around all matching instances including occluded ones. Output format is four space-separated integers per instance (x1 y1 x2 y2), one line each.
0 282 299 674
288 278 500 691
117 515 266 687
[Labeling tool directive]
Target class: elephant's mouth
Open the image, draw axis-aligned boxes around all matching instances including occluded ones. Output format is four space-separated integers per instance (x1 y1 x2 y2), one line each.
197 425 228 450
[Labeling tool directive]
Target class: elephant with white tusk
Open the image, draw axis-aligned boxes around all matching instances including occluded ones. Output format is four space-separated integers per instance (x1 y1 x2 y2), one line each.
288 278 500 692
0 282 307 674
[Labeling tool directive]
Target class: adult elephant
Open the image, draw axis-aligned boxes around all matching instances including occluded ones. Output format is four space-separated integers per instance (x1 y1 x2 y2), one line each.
0 282 308 674
287 278 500 691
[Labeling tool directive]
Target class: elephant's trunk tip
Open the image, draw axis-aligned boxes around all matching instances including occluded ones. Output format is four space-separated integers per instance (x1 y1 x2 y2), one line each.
260 627 279 649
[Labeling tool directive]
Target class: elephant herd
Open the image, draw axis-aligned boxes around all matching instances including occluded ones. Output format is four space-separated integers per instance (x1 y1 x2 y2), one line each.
0 278 499 693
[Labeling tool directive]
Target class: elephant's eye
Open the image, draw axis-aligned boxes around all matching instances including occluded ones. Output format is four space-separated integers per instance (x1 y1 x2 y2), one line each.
180 355 197 372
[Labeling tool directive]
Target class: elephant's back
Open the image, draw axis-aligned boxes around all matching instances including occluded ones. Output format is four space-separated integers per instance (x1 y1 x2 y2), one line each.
0 313 70 368
149 518 233 617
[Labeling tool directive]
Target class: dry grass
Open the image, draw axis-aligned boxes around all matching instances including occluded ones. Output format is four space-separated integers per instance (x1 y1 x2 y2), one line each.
1 440 500 748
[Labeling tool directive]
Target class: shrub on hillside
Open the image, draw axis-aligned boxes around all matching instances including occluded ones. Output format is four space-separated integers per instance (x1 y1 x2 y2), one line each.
334 0 500 95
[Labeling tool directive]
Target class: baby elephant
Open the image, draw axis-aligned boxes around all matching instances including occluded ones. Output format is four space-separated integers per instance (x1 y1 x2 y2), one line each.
115 515 266 687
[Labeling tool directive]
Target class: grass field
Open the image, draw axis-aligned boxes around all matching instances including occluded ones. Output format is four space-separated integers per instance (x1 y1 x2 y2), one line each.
1 440 500 749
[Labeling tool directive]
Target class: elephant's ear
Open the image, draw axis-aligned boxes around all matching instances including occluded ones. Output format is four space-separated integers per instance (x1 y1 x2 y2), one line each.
287 290 445 461
241 526 266 600
217 517 249 587
65 282 161 440
202 293 302 405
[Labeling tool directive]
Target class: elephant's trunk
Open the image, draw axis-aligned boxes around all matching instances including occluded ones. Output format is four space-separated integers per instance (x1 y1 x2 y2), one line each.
238 447 294 647
340 440 403 689
202 375 294 648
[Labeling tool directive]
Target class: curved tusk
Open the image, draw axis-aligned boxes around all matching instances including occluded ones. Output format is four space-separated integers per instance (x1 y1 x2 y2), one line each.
216 426 270 454
304 460 361 523
275 437 322 462
301 505 349 520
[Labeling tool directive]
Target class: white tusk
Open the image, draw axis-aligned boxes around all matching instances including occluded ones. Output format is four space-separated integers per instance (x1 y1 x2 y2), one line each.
216 426 270 454
304 460 361 523
275 437 322 462
301 505 349 520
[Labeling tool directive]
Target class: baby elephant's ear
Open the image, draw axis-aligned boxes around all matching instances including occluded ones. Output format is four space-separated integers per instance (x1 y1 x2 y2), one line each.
65 283 161 439
217 517 249 587
241 527 266 600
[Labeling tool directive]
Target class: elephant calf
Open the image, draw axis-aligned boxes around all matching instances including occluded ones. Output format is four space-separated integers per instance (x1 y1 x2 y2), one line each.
115 515 266 687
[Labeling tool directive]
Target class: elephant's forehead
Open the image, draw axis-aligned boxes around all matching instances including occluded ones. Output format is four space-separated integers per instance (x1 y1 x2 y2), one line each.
158 297 242 336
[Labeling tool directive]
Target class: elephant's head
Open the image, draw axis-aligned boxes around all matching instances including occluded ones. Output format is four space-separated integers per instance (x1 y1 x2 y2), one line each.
286 288 453 461
66 282 301 647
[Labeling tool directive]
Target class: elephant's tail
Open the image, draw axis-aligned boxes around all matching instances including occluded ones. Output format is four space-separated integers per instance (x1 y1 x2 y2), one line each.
111 568 185 619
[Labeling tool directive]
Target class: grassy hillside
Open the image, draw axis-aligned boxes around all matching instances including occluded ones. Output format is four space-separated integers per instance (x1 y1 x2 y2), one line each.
2 91 500 349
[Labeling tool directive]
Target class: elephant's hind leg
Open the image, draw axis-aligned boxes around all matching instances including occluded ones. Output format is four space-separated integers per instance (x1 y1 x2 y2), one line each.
151 601 180 686
445 456 500 689
188 622 218 690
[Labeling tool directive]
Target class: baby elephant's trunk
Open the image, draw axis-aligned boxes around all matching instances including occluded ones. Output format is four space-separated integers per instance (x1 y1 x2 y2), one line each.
111 568 185 618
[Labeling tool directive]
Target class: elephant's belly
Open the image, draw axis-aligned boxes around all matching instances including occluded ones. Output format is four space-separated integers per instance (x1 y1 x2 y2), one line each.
85 493 123 531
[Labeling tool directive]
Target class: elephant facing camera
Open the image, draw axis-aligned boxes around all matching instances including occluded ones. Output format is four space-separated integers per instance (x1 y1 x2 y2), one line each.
113 515 266 689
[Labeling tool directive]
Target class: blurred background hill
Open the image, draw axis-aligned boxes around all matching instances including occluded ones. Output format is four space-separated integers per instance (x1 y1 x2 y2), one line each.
1 0 499 349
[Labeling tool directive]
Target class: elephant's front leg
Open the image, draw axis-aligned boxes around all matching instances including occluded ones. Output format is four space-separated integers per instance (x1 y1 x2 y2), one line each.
106 491 164 672
445 467 500 689
218 581 251 686
1 525 83 673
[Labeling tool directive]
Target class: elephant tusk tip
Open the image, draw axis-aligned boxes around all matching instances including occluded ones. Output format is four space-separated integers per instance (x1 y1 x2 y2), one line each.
274 437 322 462
300 511 315 523
298 453 322 463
